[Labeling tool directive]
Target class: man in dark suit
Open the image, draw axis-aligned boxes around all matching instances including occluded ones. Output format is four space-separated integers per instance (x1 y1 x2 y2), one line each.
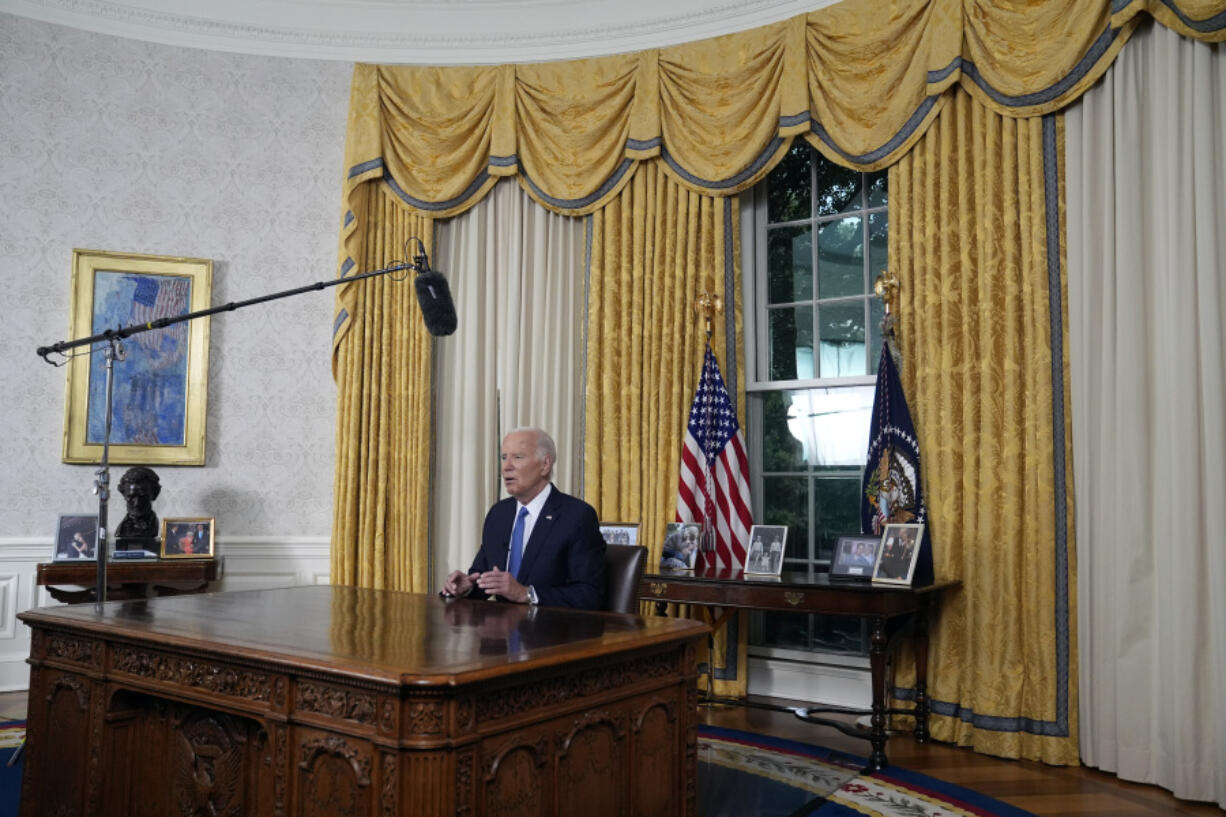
442 428 606 609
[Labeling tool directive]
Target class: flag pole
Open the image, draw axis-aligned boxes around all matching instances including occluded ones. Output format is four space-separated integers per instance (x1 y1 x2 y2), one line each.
693 290 723 563
874 271 901 367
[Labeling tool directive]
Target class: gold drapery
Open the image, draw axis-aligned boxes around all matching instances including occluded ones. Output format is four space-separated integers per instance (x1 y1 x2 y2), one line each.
336 0 1221 239
890 91 1078 764
331 182 433 592
332 0 1225 756
584 162 748 693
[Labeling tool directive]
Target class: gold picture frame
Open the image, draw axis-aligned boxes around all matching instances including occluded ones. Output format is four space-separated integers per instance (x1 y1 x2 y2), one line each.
160 517 216 559
62 249 212 465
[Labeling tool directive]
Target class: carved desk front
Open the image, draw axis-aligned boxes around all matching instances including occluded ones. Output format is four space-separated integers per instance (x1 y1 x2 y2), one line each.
20 585 708 817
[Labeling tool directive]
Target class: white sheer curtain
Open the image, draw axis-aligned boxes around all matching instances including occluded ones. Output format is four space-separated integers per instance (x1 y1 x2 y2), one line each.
1067 20 1225 807
429 181 587 590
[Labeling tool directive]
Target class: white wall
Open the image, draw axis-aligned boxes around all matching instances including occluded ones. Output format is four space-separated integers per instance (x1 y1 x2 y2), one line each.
0 13 352 689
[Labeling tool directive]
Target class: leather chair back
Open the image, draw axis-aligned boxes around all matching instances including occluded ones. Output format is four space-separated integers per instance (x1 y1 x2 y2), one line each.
604 544 648 614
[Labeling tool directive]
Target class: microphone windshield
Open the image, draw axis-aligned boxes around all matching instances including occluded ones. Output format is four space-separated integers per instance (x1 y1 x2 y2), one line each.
414 270 458 336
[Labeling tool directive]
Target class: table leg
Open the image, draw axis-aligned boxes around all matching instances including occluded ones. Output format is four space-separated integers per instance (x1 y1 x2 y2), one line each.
868 615 888 771
913 604 930 743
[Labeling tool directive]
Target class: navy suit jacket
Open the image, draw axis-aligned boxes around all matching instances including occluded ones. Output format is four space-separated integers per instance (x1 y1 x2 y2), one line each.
467 486 607 610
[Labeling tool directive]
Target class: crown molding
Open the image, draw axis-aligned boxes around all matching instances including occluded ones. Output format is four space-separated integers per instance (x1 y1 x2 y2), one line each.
0 0 840 63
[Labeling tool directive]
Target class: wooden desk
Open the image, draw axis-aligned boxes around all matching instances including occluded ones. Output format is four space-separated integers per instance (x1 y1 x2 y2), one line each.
640 566 960 770
19 585 707 817
36 558 221 603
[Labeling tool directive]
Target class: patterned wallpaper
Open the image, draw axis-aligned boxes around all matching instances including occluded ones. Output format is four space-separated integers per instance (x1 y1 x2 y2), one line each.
0 13 353 538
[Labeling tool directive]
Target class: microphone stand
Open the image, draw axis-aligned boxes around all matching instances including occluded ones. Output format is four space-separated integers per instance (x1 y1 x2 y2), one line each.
36 259 424 611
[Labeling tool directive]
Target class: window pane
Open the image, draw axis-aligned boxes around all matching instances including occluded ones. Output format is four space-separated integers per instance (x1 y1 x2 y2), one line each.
868 211 887 281
768 305 813 380
767 143 811 223
817 216 864 298
815 156 862 216
762 476 809 562
767 225 812 304
869 297 884 373
866 169 888 208
755 611 814 651
818 301 865 378
809 616 867 654
758 392 807 472
813 477 863 561
773 386 875 469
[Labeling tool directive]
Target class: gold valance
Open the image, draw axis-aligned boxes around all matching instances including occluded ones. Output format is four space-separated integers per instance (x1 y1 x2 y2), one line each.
339 0 1223 228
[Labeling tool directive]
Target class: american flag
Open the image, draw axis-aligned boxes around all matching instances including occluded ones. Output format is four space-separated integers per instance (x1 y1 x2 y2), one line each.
128 276 190 352
676 344 753 572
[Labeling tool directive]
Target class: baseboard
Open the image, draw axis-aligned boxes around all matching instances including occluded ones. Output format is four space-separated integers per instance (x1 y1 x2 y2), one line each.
746 655 872 709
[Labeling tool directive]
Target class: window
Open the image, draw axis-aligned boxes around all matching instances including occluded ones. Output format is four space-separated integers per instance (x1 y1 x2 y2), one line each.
744 143 886 658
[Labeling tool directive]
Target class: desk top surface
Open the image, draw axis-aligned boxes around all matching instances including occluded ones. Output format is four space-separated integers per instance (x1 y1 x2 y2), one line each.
20 585 707 686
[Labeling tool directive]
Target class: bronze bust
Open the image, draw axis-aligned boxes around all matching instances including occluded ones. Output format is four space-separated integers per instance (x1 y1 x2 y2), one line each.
115 466 161 550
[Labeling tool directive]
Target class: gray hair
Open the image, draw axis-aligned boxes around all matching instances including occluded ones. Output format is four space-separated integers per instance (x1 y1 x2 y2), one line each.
507 427 556 477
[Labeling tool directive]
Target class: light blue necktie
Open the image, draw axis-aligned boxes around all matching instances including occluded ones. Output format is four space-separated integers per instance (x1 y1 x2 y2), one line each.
508 506 529 579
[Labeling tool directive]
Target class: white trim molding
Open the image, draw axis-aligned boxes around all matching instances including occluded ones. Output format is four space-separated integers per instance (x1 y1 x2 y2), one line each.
0 0 841 63
0 535 330 691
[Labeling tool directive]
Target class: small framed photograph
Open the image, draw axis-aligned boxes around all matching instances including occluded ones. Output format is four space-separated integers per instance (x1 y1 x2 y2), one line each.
660 522 701 570
830 534 880 580
744 525 787 576
599 523 639 546
872 523 925 585
160 517 215 559
53 514 99 561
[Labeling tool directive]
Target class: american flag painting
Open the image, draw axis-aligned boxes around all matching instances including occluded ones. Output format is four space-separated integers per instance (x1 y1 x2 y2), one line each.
676 344 753 572
128 275 190 352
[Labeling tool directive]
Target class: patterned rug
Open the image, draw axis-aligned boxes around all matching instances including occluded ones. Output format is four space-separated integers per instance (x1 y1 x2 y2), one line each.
0 721 24 817
698 725 1039 817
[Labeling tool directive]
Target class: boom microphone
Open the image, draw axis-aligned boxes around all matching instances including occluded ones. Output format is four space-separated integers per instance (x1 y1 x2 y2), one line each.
412 249 457 337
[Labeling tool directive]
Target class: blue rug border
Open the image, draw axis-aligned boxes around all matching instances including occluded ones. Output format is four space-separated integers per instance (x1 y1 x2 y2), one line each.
698 723 863 769
698 724 1040 817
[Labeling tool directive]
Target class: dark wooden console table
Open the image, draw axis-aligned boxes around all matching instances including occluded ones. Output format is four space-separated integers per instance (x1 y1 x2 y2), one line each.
36 558 221 603
640 566 960 770
20 585 708 817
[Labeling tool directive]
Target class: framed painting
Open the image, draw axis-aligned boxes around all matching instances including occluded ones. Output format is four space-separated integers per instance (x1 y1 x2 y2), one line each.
62 249 212 465
161 517 216 559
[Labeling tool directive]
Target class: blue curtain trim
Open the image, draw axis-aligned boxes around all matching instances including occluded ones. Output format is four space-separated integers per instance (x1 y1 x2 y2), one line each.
332 308 349 339
347 157 383 179
961 26 1120 108
722 197 737 399
809 96 939 165
663 137 784 191
519 157 636 210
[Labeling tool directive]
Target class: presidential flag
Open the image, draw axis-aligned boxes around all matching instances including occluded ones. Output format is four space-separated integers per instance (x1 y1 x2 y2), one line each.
676 344 752 572
861 345 933 585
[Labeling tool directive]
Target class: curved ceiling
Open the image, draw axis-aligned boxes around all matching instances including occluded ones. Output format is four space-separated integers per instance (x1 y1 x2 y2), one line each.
0 0 837 64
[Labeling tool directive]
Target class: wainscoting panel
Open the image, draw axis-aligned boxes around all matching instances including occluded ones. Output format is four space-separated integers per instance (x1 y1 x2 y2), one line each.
0 536 330 691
